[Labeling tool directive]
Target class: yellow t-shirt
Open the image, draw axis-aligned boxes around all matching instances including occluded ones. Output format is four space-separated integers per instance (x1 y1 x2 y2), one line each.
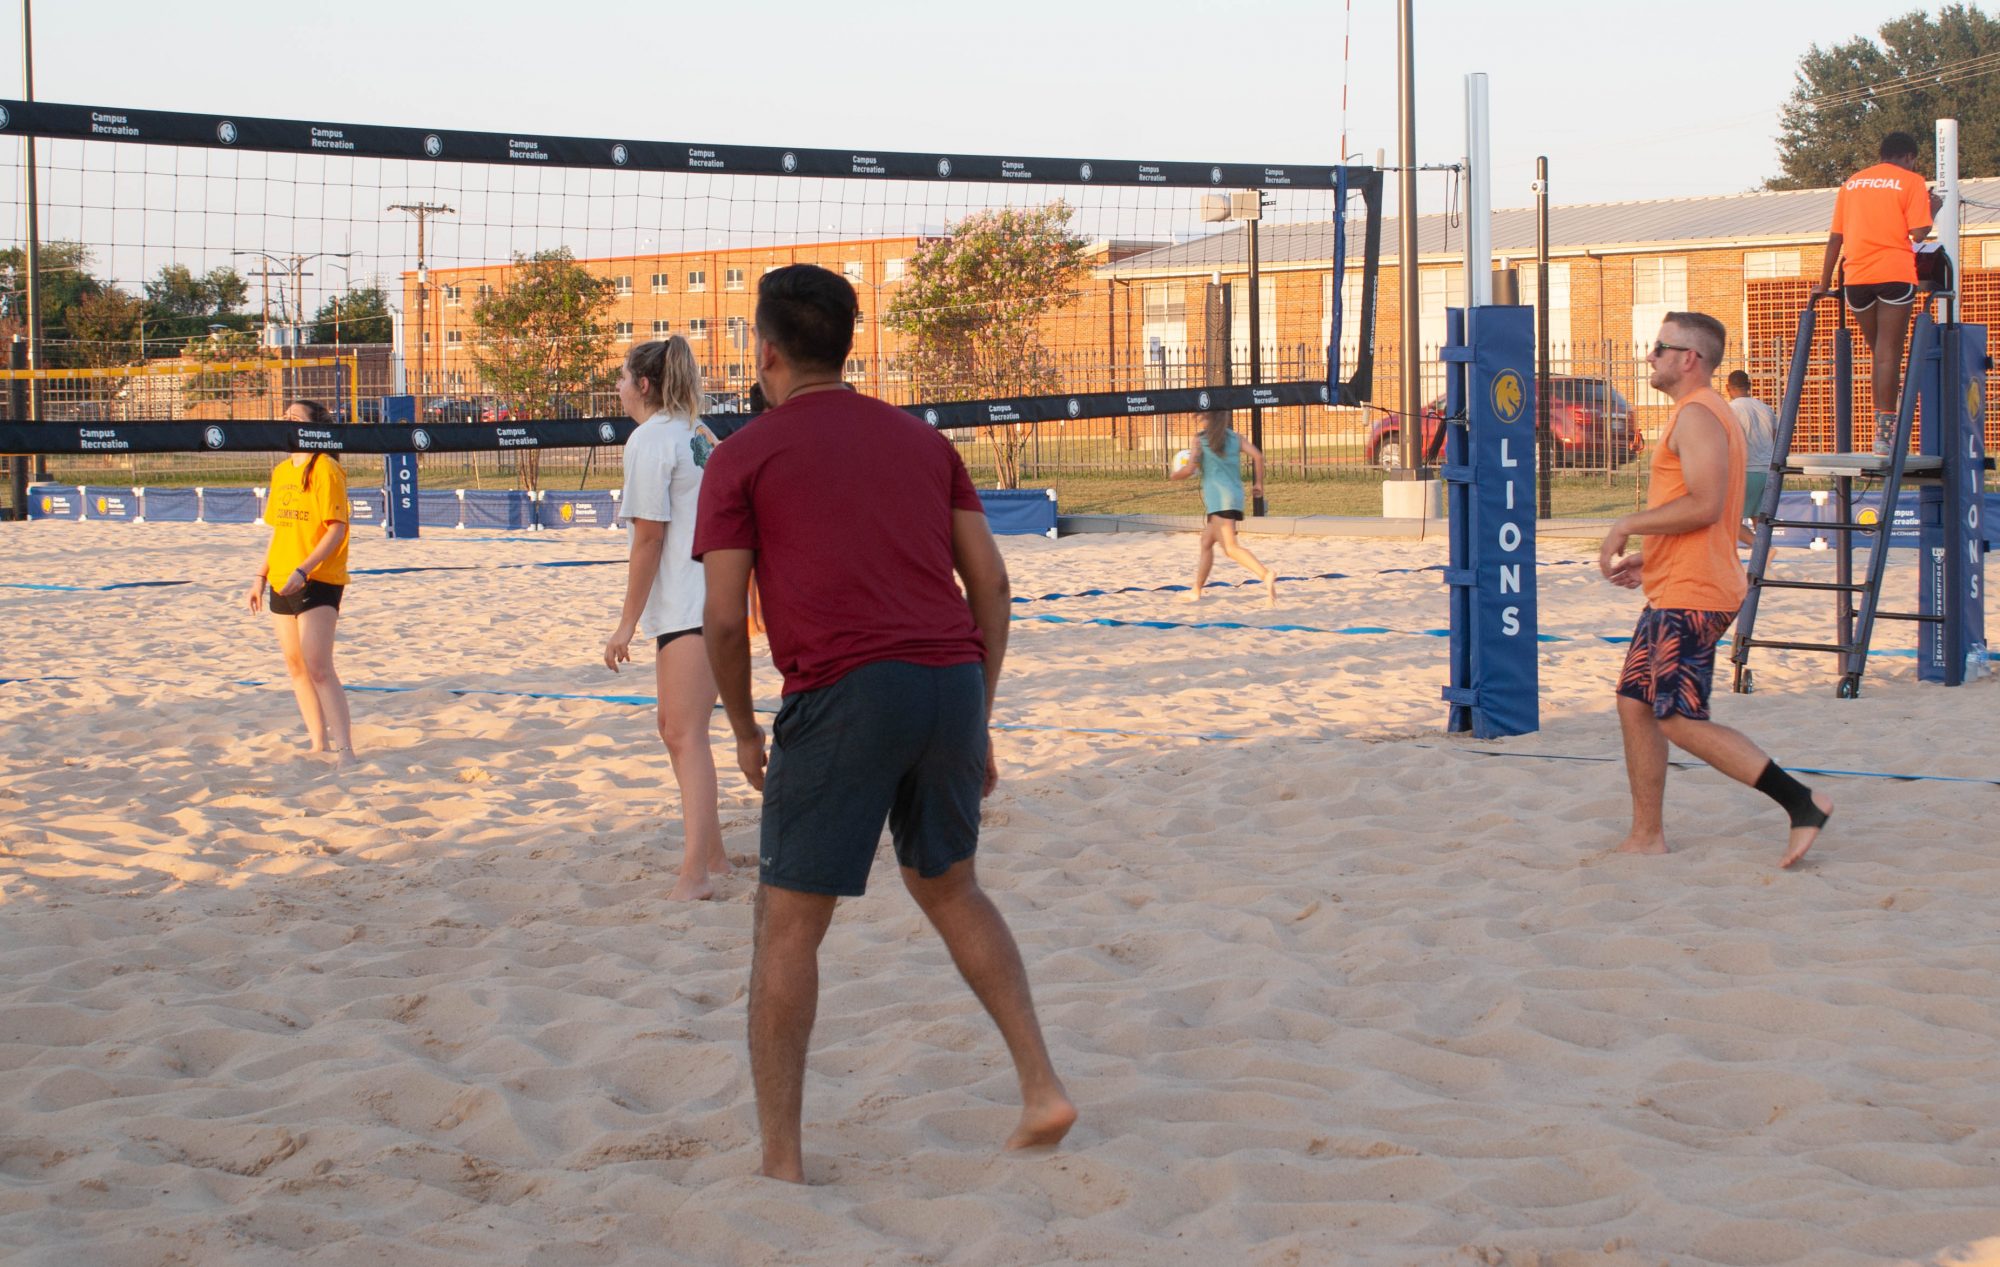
264 455 351 585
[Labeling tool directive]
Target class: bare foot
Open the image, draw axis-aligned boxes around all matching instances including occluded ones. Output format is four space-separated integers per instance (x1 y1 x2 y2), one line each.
1004 1088 1078 1151
758 1159 806 1184
1613 830 1669 857
1779 793 1832 869
668 872 716 901
1181 589 1203 603
1264 574 1279 608
707 856 736 878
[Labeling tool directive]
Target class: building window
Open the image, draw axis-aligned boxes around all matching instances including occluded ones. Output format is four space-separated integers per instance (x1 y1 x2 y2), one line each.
1630 256 1689 352
446 330 462 345
442 284 461 306
1418 267 1467 354
688 318 708 340
476 283 494 302
845 357 867 377
650 272 671 294
1983 239 2000 268
726 267 745 290
613 275 633 296
842 261 866 284
1743 250 1800 280
726 315 751 348
652 319 672 336
688 270 707 292
422 331 432 344
885 258 906 282
1141 283 1187 363
1228 277 1280 370
1516 262 1573 367
614 320 633 342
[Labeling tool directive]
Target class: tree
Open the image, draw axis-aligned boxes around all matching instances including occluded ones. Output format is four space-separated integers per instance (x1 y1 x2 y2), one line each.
468 248 617 490
310 284 393 345
143 263 251 348
0 241 106 363
1770 5 2000 189
884 202 1088 488
66 288 148 367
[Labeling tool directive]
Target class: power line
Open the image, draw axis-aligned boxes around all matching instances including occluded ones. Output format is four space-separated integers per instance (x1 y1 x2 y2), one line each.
1802 49 2000 113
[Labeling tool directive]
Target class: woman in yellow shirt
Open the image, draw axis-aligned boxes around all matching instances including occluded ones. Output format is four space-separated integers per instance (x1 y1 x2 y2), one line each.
245 400 355 763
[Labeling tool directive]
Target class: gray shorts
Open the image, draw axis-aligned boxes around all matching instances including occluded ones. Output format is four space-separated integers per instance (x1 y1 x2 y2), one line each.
760 659 987 896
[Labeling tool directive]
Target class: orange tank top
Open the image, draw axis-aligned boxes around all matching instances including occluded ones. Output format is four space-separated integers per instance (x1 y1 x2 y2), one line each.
1640 386 1746 612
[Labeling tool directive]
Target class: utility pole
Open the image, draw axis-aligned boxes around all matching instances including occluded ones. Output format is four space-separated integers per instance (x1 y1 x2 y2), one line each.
389 202 454 397
1396 0 1420 476
21 0 44 470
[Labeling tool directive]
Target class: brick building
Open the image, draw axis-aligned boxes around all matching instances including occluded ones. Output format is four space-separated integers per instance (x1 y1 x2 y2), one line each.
403 177 2000 451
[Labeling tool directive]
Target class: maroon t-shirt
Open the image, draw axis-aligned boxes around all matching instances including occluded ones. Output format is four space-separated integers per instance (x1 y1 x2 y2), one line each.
692 387 988 696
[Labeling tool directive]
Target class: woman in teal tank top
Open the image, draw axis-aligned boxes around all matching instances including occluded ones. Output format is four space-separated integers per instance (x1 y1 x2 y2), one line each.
1169 415 1278 605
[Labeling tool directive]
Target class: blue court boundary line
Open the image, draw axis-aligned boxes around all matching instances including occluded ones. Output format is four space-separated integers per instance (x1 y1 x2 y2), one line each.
1416 744 2000 787
1011 558 1599 604
2 674 1988 773
0 675 1241 743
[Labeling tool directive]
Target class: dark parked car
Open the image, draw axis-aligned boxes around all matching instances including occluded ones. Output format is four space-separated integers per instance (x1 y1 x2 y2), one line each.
423 396 481 424
1369 375 1641 470
329 398 384 425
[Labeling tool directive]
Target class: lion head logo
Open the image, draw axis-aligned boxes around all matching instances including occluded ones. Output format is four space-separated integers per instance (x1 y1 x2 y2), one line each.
1492 370 1526 424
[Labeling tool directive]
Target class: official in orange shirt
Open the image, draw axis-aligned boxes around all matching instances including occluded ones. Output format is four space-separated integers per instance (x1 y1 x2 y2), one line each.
244 400 356 764
1811 131 1938 455
1599 314 1832 869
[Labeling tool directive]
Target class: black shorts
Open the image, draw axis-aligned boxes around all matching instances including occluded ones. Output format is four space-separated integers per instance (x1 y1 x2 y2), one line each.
655 626 701 649
268 579 344 616
759 659 986 896
1207 509 1244 522
1844 281 1916 312
1617 606 1736 721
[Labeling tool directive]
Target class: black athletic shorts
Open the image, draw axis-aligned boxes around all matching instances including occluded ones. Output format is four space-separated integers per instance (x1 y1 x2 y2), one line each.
268 579 344 616
1844 281 1916 312
1207 509 1245 522
655 626 702 649
759 659 986 896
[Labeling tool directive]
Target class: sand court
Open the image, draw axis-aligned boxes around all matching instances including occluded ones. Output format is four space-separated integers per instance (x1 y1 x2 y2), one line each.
2 520 1997 1266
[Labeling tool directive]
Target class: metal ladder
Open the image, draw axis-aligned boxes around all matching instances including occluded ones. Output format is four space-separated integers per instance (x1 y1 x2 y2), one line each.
1731 302 1944 699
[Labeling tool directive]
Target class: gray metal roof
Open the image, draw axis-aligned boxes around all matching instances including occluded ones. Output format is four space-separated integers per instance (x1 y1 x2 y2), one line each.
1104 176 2000 275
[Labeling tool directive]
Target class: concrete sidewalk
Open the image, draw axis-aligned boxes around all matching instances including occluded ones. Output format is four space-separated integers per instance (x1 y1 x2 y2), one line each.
1057 513 1617 542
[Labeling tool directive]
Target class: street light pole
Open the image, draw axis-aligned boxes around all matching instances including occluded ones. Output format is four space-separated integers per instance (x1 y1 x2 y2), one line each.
1396 0 1421 476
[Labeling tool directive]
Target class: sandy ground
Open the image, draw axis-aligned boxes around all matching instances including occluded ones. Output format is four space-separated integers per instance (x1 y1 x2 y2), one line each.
1 519 1996 1267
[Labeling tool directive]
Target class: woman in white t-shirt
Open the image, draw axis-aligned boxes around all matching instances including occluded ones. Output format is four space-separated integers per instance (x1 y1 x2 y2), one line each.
603 336 730 900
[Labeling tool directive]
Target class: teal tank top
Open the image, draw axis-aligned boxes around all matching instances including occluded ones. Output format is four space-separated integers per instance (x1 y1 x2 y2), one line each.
1197 430 1244 514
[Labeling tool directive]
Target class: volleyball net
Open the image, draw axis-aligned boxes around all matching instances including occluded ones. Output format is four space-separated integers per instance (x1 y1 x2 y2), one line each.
0 98 1378 489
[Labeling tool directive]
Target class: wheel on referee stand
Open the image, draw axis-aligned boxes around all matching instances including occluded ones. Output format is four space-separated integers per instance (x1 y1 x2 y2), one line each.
1835 674 1862 699
1733 666 1754 695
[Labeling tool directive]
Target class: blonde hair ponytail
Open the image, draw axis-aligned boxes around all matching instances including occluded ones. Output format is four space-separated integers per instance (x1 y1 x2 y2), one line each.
623 335 705 420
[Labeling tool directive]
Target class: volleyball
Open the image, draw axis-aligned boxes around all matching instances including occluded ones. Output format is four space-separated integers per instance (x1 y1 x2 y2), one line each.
1172 449 1193 473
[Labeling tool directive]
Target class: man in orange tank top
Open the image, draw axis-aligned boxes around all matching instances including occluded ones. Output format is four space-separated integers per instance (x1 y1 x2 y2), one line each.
1810 131 1939 455
1598 313 1833 868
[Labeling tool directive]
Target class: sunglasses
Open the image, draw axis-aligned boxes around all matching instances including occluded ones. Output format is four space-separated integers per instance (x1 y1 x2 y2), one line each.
1652 340 1694 357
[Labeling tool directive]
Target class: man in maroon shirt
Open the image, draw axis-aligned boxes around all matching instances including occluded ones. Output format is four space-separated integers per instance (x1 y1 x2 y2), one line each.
696 264 1075 1183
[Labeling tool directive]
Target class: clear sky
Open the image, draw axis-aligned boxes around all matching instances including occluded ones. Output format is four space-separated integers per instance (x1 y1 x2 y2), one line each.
0 0 1921 209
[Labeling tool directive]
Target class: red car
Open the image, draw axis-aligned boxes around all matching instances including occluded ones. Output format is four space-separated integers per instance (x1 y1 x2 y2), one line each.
1369 375 1641 470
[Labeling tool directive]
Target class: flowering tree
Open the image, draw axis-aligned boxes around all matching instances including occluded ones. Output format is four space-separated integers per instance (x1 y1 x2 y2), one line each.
885 202 1087 488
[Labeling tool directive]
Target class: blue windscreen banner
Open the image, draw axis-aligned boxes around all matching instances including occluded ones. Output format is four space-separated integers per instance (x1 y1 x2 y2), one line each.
538 491 620 529
141 487 198 522
460 490 534 530
347 487 383 527
1442 305 1539 739
382 396 420 539
979 488 1059 538
26 484 82 519
419 490 463 529
200 487 262 523
82 485 139 521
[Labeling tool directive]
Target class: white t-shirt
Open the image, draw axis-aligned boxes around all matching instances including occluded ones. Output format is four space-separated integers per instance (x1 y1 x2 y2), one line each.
620 411 720 637
1729 396 1778 471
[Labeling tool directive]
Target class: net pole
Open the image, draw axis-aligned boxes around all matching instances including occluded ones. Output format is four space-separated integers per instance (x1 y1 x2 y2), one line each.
21 0 45 467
